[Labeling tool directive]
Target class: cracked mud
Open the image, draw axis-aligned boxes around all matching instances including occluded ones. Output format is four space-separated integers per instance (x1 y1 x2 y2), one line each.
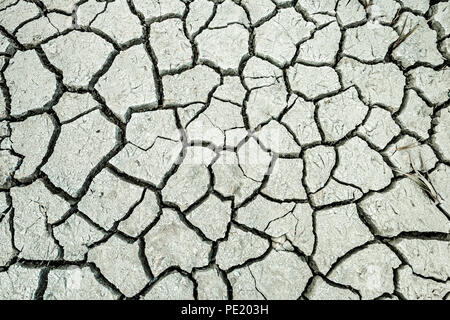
0 0 449 300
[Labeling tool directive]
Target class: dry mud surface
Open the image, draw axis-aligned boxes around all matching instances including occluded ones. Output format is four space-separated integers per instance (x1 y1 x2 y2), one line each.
0 0 449 300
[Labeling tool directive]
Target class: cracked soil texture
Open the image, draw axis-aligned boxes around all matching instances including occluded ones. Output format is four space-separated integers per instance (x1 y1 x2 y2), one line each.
0 0 449 300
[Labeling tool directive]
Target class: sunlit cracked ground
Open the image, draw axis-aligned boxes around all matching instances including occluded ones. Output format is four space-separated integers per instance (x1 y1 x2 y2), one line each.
0 0 449 301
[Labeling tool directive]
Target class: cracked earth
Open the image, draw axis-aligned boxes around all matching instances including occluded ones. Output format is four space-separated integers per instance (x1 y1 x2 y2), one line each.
0 0 449 301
